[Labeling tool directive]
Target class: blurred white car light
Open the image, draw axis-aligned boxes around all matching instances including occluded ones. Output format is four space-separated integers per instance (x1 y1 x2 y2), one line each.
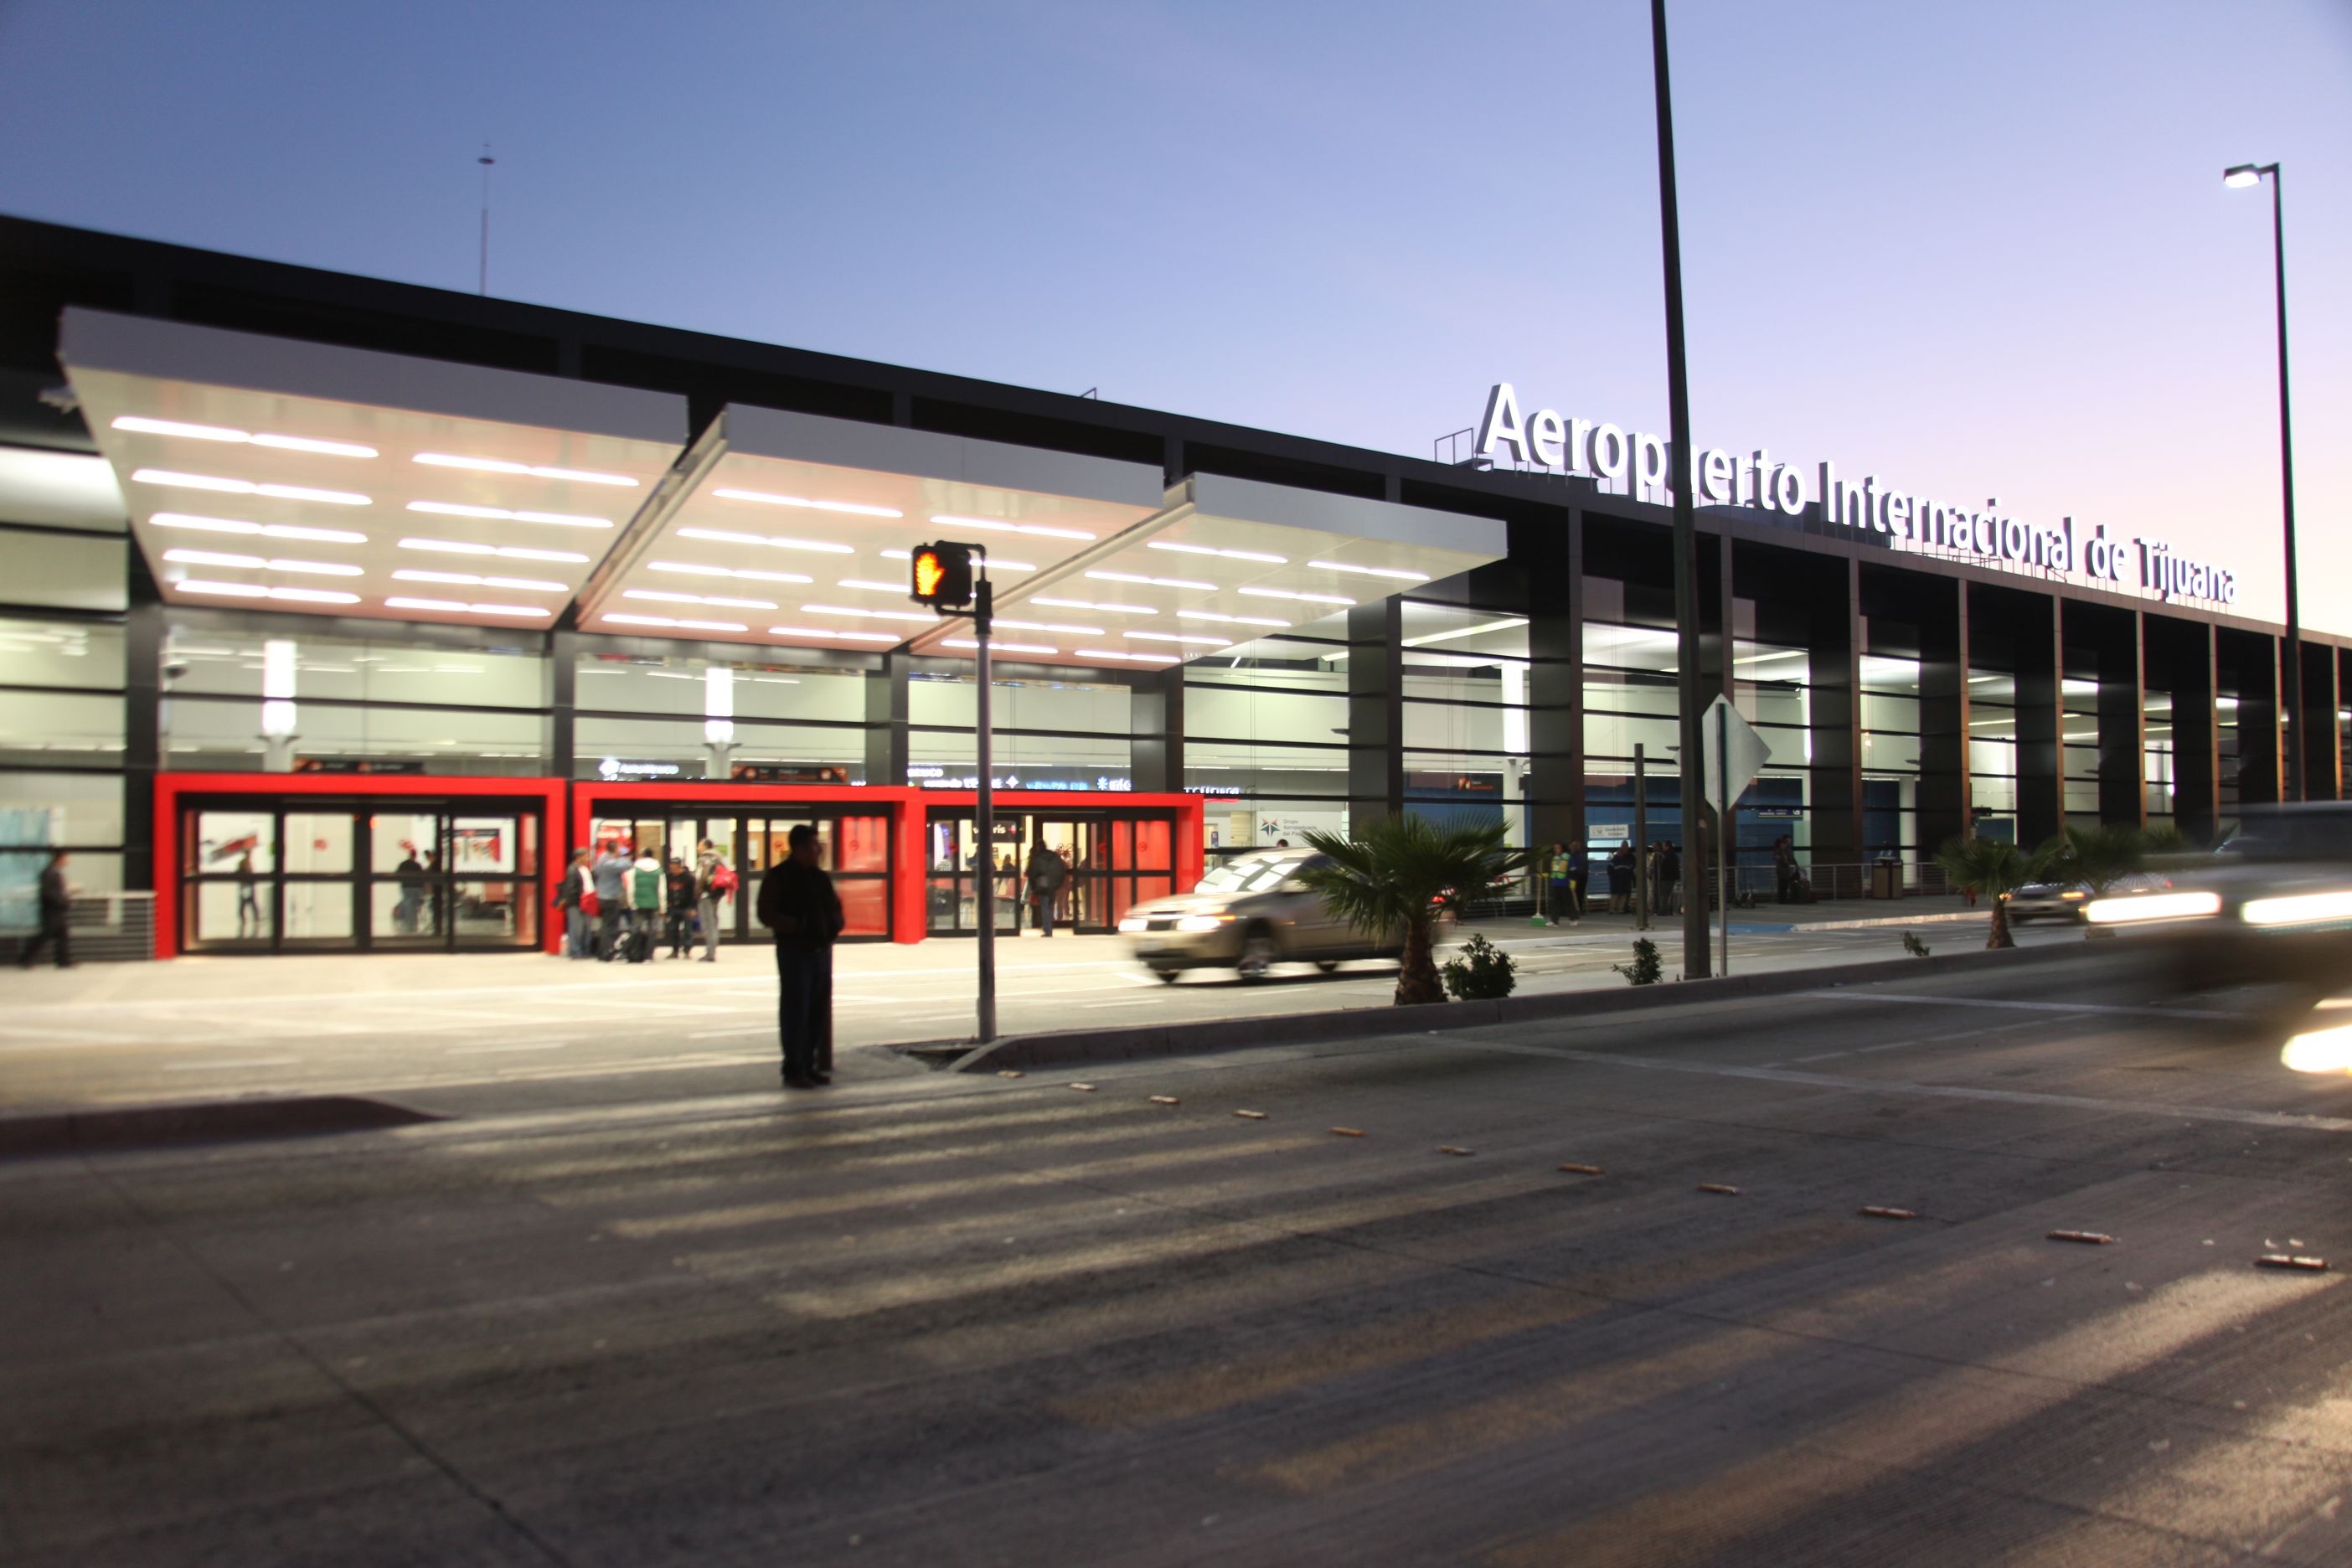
2242 891 2352 926
2083 891 2221 924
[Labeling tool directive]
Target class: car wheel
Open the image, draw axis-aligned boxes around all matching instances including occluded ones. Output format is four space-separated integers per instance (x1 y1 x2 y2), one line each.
1314 959 1341 972
1237 930 1281 981
1151 967 1179 984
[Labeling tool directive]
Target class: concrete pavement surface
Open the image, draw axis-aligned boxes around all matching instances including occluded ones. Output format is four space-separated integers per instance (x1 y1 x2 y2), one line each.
8 953 2352 1564
0 917 2035 1118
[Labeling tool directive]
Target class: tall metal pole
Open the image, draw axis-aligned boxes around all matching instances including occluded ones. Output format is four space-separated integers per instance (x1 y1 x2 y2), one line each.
2268 168 2302 801
1650 0 1711 977
974 575 997 1043
1633 744 1650 933
477 147 494 297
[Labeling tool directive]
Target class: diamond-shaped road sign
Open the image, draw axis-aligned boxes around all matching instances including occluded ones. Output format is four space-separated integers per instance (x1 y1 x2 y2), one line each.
1700 694 1771 817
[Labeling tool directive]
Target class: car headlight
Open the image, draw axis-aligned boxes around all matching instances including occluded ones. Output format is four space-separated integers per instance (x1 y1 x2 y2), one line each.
2060 890 2086 900
2083 890 2221 924
1174 913 1230 933
2242 891 2352 927
1117 916 1150 933
2282 1023 2352 1074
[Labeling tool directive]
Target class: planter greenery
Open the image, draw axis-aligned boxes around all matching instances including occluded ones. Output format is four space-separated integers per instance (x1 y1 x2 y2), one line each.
1441 932 1518 1000
2045 823 2147 900
1299 816 1523 1007
1933 834 2059 949
1614 937 1663 986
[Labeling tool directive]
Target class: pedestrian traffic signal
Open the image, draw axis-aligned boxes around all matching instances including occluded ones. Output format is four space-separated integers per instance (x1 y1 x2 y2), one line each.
910 541 974 611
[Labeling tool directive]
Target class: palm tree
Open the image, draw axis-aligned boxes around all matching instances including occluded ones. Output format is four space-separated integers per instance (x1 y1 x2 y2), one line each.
1299 816 1524 1006
1934 833 2057 949
2045 823 2147 900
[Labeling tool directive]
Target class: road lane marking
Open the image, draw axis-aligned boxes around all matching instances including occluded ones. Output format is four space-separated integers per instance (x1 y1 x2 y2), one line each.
447 1042 568 1055
1796 988 2240 1019
162 1057 302 1070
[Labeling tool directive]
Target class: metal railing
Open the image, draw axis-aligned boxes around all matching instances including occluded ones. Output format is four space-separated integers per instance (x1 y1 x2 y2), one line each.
0 892 157 963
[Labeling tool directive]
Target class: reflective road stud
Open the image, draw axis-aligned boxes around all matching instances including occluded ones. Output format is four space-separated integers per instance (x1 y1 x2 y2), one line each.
1438 1146 1474 1157
1859 1206 1917 1220
1330 1127 1366 1137
1148 1096 1180 1106
1068 1083 1097 1092
996 1070 1024 1079
1557 1164 1605 1175
1697 1184 1741 1195
1233 1110 1267 1120
2257 1254 2329 1271
2048 1230 2113 1245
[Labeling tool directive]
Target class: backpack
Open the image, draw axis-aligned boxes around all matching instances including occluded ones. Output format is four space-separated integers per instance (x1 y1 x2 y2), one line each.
711 862 739 895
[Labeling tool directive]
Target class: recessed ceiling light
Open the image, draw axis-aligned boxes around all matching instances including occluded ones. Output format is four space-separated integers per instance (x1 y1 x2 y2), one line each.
944 639 1059 655
399 538 588 564
834 578 908 594
678 526 854 556
1149 541 1287 565
602 613 748 632
177 580 361 606
647 560 813 585
149 512 369 544
384 597 554 617
1087 570 1215 591
767 625 900 643
714 487 901 518
798 603 934 623
413 453 638 487
132 470 370 505
391 570 568 592
1238 586 1354 606
161 548 364 577
112 416 377 459
408 501 611 529
1310 560 1428 581
1126 631 1231 647
625 589 778 611
930 513 1095 542
1177 610 1287 627
996 618 1104 636
1075 648 1179 664
1034 596 1155 616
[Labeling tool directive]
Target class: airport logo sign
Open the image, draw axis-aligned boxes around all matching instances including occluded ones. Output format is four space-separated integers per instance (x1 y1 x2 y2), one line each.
1475 383 2236 606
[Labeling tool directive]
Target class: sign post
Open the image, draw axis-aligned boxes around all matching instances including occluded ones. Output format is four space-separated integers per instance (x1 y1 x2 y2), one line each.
911 542 995 1042
1699 694 1771 974
1632 743 1649 932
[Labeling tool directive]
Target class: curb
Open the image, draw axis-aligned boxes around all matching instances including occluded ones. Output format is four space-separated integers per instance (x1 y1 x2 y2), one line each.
1787 910 1992 932
950 941 2090 1073
0 1096 445 1161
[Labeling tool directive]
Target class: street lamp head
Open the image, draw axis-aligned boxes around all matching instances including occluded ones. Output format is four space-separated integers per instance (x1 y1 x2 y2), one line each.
2223 163 2266 188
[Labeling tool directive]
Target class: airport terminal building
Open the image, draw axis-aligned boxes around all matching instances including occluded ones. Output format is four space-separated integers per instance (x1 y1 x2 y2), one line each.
0 215 2337 957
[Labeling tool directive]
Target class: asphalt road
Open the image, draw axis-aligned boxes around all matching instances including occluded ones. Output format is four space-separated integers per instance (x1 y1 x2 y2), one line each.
9 954 2352 1565
0 920 2047 1117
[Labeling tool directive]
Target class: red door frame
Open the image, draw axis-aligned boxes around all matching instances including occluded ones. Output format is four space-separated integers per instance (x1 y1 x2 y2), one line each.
152 771 570 958
573 782 1203 945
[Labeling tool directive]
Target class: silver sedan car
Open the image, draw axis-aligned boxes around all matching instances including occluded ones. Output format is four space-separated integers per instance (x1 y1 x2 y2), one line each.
1119 848 1400 981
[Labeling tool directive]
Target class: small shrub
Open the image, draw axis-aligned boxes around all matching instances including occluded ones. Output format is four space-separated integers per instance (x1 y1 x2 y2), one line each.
1441 932 1518 1000
1902 931 1932 958
1614 937 1663 986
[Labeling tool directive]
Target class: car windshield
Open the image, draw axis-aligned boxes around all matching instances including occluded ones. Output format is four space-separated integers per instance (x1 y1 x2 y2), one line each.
2216 809 2352 862
1195 854 1319 895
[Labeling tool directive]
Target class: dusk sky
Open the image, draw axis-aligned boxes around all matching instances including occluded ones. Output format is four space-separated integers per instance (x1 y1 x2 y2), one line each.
1 1 2344 630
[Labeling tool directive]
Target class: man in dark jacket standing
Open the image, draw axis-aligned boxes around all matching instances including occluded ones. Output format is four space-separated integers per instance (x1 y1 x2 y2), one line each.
18 850 73 968
1024 833 1068 938
757 824 843 1089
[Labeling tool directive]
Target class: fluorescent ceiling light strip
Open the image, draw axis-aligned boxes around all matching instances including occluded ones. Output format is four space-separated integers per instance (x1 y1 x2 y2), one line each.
930 513 1095 542
1177 610 1287 627
390 570 567 592
601 613 747 632
624 589 776 610
177 580 359 605
1126 631 1231 647
879 548 1034 572
1308 559 1428 581
384 597 554 617
1400 616 1527 647
150 512 369 545
132 469 370 505
714 487 901 518
1236 586 1354 606
1087 570 1216 591
1074 648 1179 664
112 416 376 459
647 560 812 585
767 625 900 643
678 527 854 556
408 500 611 529
945 639 1059 655
399 537 588 564
1034 596 1155 616
1148 541 1287 564
835 578 908 594
996 619 1104 636
798 603 933 622
161 548 362 577
413 452 637 487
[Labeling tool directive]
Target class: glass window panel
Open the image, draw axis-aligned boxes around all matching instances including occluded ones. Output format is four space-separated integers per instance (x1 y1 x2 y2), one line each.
2 533 126 612
0 689 124 762
164 626 545 708
0 772 123 845
908 675 1130 734
0 619 125 689
188 879 271 946
1584 623 1682 671
283 812 354 874
282 882 354 943
193 811 274 874
575 715 859 778
451 880 533 946
1184 678 1349 746
449 817 518 874
162 695 545 771
1861 694 1920 734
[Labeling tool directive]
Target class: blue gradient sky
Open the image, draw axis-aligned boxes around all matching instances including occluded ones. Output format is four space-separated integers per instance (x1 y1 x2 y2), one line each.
1 2 2344 628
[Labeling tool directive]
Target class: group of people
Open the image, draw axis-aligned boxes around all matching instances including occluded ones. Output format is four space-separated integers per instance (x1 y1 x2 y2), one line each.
553 838 732 962
388 848 443 936
1605 840 1685 916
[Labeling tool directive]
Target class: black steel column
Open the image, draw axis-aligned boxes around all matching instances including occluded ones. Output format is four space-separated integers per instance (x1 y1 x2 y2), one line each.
2096 610 2148 828
2231 632 2284 807
1807 558 1864 868
2301 640 2339 801
1129 666 1184 795
548 629 578 856
2013 592 2065 845
122 553 163 893
1916 578 1972 857
2163 620 2223 844
864 652 910 787
1524 508 1584 852
1347 597 1404 828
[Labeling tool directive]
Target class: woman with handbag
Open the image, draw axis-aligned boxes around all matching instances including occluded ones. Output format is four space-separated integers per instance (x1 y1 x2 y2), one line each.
695 838 734 963
554 848 596 959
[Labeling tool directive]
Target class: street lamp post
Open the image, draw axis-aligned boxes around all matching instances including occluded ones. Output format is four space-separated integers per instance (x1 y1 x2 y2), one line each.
2224 161 2301 802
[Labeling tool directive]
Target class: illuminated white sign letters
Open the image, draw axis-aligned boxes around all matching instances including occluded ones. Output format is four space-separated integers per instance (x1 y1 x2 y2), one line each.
1476 383 2236 606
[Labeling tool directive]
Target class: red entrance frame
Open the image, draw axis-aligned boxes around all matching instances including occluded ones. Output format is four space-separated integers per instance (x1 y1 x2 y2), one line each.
572 782 1204 946
152 771 570 958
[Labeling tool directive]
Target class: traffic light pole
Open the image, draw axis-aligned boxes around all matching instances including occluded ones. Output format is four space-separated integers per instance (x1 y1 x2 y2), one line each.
972 577 997 1044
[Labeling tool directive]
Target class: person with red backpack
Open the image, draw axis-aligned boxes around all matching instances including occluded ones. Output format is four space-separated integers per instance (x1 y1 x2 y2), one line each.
694 837 735 963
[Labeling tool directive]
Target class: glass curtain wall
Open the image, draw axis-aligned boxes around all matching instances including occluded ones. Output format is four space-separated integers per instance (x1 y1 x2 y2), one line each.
1858 653 1921 864
575 651 866 781
1184 628 1350 855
